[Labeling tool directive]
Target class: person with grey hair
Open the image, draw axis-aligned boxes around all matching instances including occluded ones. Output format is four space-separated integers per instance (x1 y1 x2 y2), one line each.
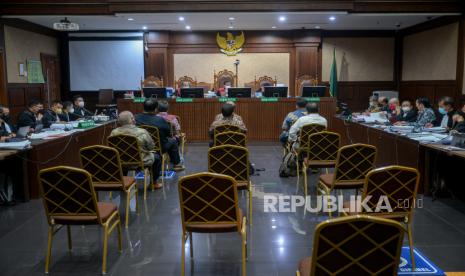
367 96 381 113
110 111 163 189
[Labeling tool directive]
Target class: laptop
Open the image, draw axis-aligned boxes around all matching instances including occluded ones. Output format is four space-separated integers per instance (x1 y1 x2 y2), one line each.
16 126 31 138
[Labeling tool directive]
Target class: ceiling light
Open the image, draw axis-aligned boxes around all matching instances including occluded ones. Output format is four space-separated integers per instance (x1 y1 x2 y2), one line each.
314 25 320 29
178 16 185 21
228 25 234 29
185 25 191 30
142 26 147 30
127 18 134 21
279 16 286 22
329 16 336 21
271 26 277 29
229 17 235 21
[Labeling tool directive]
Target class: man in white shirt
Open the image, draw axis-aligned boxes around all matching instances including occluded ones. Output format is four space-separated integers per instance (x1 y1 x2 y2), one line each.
289 102 328 143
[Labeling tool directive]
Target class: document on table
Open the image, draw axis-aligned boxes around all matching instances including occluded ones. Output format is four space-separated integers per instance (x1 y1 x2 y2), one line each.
0 140 31 150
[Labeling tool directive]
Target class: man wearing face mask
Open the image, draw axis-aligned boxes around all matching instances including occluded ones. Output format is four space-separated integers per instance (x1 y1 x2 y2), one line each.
395 100 417 123
435 96 456 129
72 95 93 118
42 100 64 128
60 101 79 122
17 99 44 130
0 105 15 140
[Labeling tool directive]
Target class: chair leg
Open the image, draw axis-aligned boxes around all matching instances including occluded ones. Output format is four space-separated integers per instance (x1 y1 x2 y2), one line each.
241 217 247 276
125 190 131 228
407 223 416 271
102 224 109 275
116 213 123 253
109 191 112 201
143 168 149 200
189 232 193 259
66 225 72 251
296 158 300 184
45 226 54 274
181 232 186 276
135 186 140 214
248 184 253 226
303 164 308 199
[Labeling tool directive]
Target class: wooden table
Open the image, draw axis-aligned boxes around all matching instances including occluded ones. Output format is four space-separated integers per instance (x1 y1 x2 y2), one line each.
117 97 337 142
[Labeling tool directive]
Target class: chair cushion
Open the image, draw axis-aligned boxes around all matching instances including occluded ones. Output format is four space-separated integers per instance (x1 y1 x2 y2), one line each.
52 202 118 225
304 159 336 168
93 176 136 191
319 173 364 189
236 180 249 190
298 256 312 276
186 209 244 233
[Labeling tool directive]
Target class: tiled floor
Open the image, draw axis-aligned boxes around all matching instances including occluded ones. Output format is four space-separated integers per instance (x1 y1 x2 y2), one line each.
1 142 465 275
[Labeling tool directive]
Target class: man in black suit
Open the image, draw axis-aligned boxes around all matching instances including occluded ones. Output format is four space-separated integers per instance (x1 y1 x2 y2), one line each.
72 95 93 118
135 99 184 171
396 100 417 123
0 105 14 139
42 100 63 128
17 99 43 130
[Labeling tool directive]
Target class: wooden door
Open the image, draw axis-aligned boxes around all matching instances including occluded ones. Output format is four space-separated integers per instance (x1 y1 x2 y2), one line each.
40 53 60 107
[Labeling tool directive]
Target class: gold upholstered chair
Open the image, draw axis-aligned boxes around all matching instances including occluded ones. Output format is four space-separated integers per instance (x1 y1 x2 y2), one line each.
178 172 247 276
107 134 154 200
317 143 377 217
208 145 253 225
214 69 237 89
213 124 242 137
139 125 169 184
79 145 139 228
141 75 164 88
38 166 122 274
214 131 247 147
296 215 404 276
342 165 420 270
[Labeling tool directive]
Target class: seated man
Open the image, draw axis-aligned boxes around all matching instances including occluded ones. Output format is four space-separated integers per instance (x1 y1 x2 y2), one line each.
17 99 43 130
217 81 232 97
42 100 63 128
72 95 93 118
288 102 327 146
395 100 417 123
378 96 390 112
452 110 465 133
135 99 184 171
0 105 14 139
209 102 247 140
110 111 163 189
409 97 436 128
280 98 307 146
60 101 79 122
157 100 182 139
435 96 456 129
366 96 381 113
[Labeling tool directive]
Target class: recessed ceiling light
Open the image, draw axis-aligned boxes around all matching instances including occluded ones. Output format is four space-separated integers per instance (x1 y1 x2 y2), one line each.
279 16 286 22
142 26 147 30
329 16 336 21
271 26 277 29
314 25 320 29
127 18 134 21
229 17 235 21
228 25 234 29
185 25 191 30
178 16 185 21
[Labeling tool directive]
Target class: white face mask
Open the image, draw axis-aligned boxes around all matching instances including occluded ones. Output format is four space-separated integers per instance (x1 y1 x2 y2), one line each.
78 101 85 108
69 108 75 113
402 106 411 112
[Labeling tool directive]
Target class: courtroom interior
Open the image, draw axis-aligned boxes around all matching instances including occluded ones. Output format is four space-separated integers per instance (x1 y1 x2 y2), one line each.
1 1 465 275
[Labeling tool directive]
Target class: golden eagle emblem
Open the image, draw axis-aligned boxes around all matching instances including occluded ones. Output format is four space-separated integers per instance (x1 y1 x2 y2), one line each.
216 31 245 56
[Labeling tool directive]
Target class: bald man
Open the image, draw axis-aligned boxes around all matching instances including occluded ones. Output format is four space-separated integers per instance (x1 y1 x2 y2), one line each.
110 111 163 189
289 102 327 144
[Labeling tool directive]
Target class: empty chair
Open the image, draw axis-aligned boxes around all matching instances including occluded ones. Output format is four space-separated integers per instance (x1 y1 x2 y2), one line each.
107 134 154 199
300 131 340 198
38 166 122 274
296 215 404 276
317 143 377 217
214 130 247 147
342 165 420 270
293 123 327 181
208 144 253 225
178 172 247 276
79 145 139 228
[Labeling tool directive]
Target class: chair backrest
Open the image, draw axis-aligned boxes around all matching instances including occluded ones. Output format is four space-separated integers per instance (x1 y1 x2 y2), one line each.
310 215 404 276
107 134 145 169
213 124 242 137
176 75 197 88
79 145 124 187
214 69 237 89
298 123 327 150
139 125 162 154
303 131 340 161
98 89 114 105
333 144 377 185
208 145 249 182
39 166 100 225
141 75 164 88
295 75 318 96
255 75 277 90
362 166 420 220
214 131 247 147
178 172 241 230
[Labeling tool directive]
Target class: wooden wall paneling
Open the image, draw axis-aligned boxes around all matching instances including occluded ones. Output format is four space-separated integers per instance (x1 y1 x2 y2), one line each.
400 80 458 106
7 83 44 121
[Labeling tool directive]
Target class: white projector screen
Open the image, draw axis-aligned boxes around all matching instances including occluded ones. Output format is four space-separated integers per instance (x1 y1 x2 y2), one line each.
69 39 144 91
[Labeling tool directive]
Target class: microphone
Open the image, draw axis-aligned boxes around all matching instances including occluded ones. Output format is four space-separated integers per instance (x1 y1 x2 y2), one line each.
234 59 240 65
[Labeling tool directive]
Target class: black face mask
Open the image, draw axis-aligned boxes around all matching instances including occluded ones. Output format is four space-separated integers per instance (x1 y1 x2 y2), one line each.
0 114 9 122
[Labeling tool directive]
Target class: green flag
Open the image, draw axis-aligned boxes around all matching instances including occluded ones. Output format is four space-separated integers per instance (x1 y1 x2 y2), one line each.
329 48 338 98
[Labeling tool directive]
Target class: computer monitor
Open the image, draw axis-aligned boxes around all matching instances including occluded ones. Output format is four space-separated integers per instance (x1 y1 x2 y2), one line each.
302 86 326 97
143 87 167 99
180 88 204 98
263 86 288 98
228 87 252 98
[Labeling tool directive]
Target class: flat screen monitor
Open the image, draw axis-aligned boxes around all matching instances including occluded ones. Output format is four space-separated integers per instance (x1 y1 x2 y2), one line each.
228 87 252 98
143 87 167 99
180 88 204 98
302 86 326 97
264 86 288 98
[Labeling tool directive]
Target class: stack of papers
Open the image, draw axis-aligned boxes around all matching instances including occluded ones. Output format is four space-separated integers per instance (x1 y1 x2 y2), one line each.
0 140 31 150
390 126 414 133
423 127 447 133
30 130 66 139
354 112 389 123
